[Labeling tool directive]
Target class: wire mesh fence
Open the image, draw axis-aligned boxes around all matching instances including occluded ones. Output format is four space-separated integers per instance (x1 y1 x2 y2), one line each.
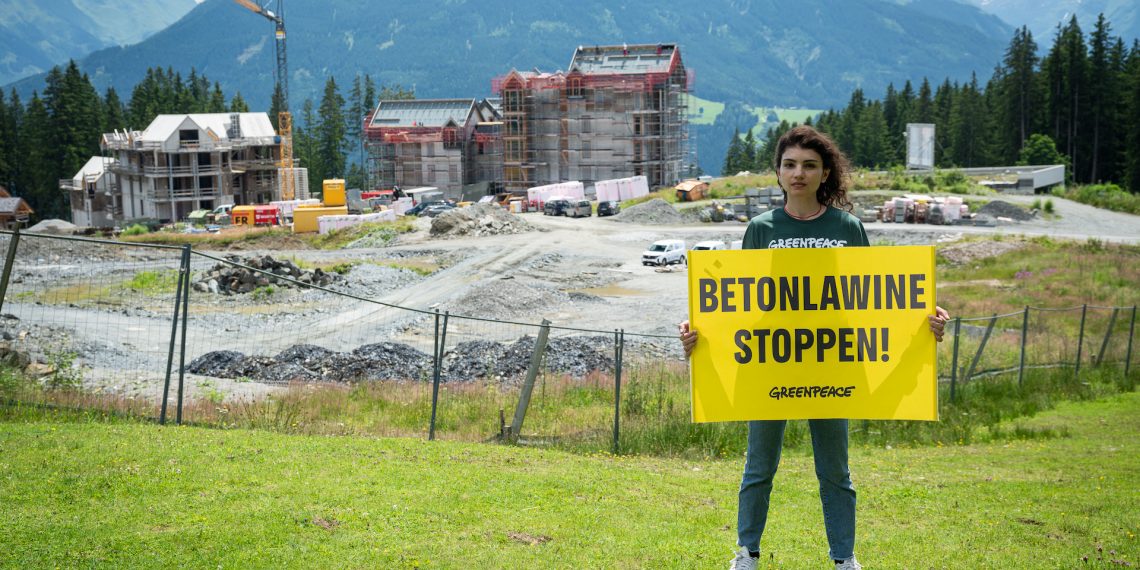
1 230 1135 453
0 231 187 419
942 304 1136 400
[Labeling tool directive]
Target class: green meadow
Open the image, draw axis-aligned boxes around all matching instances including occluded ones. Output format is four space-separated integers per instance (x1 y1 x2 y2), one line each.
1 392 1135 568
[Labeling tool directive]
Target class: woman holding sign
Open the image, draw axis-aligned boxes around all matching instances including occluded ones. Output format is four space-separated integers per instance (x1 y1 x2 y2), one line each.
679 125 949 570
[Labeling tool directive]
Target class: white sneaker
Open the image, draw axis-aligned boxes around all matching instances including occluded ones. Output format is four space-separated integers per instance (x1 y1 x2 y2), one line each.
729 546 758 570
835 557 862 570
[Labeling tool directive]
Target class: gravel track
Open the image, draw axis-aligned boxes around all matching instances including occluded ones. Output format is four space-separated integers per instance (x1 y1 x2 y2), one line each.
2 192 1135 399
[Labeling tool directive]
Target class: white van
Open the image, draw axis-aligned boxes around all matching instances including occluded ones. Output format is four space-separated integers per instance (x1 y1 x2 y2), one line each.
691 240 727 251
641 239 687 266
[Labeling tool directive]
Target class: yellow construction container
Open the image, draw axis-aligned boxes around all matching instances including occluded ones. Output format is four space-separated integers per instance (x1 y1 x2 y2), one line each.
322 179 346 206
292 206 348 233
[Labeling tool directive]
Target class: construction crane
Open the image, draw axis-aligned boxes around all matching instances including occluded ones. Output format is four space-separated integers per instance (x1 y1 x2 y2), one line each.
233 0 294 200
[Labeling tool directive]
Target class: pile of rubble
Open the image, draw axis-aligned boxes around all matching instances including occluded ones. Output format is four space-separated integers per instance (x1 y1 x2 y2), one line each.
192 254 341 295
429 203 533 237
977 200 1035 222
186 335 615 384
609 198 685 225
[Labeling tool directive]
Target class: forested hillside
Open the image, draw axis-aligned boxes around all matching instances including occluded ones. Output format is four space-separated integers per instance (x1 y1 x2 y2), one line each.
720 15 1140 193
2 12 1135 223
7 0 1009 110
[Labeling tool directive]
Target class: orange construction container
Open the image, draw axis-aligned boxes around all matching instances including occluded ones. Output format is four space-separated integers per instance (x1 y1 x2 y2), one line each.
230 205 280 226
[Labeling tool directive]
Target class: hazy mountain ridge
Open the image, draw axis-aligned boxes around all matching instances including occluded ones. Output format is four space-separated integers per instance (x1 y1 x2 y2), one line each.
963 0 1139 44
7 0 1011 112
0 0 198 86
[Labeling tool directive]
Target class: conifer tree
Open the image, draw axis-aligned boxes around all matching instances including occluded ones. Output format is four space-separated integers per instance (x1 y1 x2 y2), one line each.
1124 41 1140 193
855 101 890 168
742 129 757 171
229 92 250 113
995 26 1040 163
722 127 745 175
295 98 319 197
1086 14 1116 183
4 90 23 191
19 93 54 217
932 79 955 166
103 87 126 133
317 77 347 181
207 82 228 113
1043 17 1089 180
0 92 12 189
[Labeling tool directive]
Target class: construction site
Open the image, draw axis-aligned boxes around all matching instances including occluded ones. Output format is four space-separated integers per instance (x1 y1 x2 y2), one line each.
364 43 691 199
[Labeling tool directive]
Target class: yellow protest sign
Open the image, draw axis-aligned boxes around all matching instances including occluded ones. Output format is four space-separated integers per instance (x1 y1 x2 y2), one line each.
687 246 938 422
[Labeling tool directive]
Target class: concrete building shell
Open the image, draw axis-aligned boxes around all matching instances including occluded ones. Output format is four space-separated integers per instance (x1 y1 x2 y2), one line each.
66 113 287 224
363 43 689 200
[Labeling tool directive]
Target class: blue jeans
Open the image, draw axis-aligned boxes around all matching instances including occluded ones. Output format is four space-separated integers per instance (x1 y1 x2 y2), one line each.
737 419 856 560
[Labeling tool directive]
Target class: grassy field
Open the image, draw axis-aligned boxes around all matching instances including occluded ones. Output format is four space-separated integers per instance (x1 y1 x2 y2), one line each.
0 391 1135 568
687 95 726 126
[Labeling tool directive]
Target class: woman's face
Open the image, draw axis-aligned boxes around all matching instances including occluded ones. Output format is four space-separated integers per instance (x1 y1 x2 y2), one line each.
778 146 829 200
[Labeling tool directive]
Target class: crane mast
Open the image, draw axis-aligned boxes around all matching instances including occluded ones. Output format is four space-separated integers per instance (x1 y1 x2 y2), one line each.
233 0 294 200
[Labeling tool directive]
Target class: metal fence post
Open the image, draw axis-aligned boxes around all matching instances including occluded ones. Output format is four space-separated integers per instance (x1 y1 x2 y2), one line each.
0 228 21 316
429 310 448 441
175 245 191 425
160 245 190 425
1125 306 1136 381
1018 306 1029 387
613 329 624 455
509 319 551 443
949 317 961 403
1075 304 1088 377
1095 308 1118 367
964 314 997 384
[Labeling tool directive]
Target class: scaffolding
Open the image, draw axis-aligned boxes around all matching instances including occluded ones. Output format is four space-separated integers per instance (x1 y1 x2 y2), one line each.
362 99 499 197
490 43 690 193
361 44 689 198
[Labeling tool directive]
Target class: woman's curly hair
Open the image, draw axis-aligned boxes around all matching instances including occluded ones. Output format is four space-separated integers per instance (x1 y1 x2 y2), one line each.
774 125 853 212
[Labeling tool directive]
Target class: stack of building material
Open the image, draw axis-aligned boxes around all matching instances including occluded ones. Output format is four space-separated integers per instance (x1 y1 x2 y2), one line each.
595 176 650 202
317 210 397 234
527 181 585 206
271 199 321 222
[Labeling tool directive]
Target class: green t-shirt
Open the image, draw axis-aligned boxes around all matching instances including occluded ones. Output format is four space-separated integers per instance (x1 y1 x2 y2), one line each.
742 207 869 250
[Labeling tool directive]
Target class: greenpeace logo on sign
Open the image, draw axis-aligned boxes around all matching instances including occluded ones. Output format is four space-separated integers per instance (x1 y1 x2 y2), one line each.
767 237 848 249
769 385 856 401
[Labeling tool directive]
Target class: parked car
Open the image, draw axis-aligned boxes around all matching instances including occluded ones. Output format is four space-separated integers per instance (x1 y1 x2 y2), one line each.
597 200 620 217
641 239 687 266
691 240 727 251
544 199 571 216
207 204 233 224
567 199 592 218
406 200 448 216
420 203 456 217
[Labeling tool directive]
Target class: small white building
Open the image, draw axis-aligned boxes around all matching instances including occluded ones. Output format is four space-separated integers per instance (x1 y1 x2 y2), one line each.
61 156 117 228
66 112 287 225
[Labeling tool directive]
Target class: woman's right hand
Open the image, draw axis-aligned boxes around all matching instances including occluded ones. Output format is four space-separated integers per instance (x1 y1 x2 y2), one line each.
679 320 698 358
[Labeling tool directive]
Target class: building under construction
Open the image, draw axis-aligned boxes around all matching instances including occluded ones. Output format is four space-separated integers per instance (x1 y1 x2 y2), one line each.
363 99 502 197
365 43 689 198
493 43 690 194
85 112 298 223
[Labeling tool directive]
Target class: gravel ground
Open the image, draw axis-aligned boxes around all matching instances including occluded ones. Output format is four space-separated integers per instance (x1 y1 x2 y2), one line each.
2 192 1135 401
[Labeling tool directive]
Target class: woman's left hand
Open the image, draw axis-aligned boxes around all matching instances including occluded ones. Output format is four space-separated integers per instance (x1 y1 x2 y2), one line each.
928 306 950 342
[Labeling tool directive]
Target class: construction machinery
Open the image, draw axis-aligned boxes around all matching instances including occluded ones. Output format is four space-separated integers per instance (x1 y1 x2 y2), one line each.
233 0 294 200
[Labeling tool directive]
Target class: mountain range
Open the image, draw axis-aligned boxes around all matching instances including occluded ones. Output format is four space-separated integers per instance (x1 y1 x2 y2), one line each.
0 0 199 87
961 0 1139 45
7 0 1015 112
